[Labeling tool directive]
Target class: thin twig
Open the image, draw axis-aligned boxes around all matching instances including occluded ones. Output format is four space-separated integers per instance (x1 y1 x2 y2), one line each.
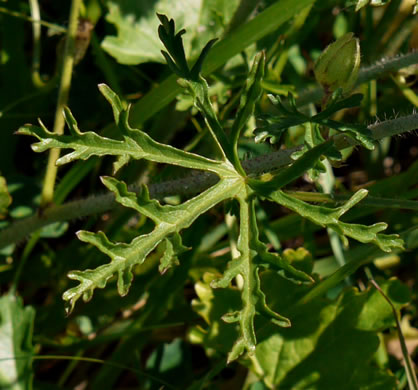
369 279 418 390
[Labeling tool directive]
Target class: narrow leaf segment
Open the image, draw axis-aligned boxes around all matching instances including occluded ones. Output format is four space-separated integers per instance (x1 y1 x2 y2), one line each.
211 194 313 362
63 177 242 314
18 85 229 177
269 189 404 252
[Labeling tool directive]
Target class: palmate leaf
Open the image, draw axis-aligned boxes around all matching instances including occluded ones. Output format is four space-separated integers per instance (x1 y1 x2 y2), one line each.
17 13 408 368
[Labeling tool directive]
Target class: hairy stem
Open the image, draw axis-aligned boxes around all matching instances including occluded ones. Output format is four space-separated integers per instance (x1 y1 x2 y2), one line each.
40 0 82 206
1 114 417 248
333 113 418 150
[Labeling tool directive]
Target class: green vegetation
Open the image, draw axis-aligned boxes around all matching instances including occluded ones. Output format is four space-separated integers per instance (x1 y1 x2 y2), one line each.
0 0 417 388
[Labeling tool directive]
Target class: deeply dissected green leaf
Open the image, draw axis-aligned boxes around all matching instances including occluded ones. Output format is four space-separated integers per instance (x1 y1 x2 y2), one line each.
322 119 375 150
0 176 11 218
159 233 189 274
18 12 412 371
158 13 189 78
255 94 305 144
255 93 374 150
101 0 239 65
313 93 364 120
157 15 232 162
102 176 190 274
183 76 233 162
157 14 218 80
0 294 35 390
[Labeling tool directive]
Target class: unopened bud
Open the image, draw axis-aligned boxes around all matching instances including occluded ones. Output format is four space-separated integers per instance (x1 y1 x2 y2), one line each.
314 33 360 94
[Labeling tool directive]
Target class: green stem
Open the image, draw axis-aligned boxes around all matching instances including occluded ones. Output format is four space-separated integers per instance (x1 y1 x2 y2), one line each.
1 114 417 249
333 113 418 150
40 0 82 206
28 0 45 87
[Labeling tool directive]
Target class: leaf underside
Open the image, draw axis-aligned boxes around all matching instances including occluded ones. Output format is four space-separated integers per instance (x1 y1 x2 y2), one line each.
19 15 405 365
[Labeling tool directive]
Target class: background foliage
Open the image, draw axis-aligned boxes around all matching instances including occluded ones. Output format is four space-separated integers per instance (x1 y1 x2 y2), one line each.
0 0 417 389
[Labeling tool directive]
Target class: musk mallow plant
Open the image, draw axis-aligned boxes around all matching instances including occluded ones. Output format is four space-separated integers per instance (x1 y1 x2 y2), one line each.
18 14 407 364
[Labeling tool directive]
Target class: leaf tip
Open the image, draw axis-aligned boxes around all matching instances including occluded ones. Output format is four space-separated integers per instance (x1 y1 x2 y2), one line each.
76 230 90 242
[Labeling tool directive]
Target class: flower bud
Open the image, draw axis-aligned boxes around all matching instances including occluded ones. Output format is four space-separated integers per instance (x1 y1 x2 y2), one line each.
314 33 360 94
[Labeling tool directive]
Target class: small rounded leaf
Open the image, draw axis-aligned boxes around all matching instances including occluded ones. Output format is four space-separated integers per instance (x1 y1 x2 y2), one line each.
314 33 360 94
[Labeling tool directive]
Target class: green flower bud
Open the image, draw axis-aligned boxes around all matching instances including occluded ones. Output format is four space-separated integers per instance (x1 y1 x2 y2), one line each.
314 33 360 94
